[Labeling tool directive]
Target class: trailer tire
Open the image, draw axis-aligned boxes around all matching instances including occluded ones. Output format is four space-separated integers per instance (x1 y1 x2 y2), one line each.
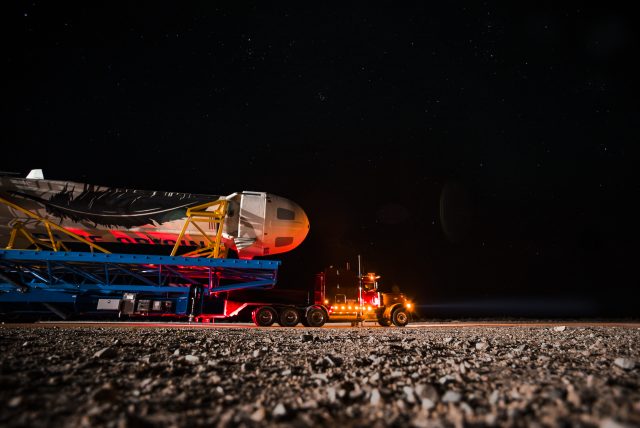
252 306 277 327
305 307 326 327
278 307 300 327
391 308 409 327
377 318 392 327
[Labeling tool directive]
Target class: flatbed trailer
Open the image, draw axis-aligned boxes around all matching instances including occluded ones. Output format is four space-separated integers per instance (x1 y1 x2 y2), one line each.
0 250 281 322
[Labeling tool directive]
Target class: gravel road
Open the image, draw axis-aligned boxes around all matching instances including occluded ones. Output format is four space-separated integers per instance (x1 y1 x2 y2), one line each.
1 325 638 427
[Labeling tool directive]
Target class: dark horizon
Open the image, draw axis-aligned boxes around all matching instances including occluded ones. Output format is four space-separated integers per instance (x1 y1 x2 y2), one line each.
4 4 638 317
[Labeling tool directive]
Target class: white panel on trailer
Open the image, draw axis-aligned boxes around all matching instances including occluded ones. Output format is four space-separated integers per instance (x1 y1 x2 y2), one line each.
97 299 121 310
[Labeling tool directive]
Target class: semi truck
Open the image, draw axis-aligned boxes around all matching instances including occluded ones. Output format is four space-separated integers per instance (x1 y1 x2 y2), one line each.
227 264 413 327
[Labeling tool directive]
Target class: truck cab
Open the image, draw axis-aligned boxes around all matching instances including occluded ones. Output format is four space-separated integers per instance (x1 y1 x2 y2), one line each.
315 267 413 327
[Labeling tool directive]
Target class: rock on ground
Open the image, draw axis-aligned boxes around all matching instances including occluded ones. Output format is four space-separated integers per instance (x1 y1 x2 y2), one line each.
1 325 639 427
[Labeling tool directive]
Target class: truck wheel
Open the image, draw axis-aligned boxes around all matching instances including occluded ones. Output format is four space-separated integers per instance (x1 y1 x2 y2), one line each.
252 306 277 327
377 318 392 327
305 307 326 327
391 308 409 327
279 307 300 327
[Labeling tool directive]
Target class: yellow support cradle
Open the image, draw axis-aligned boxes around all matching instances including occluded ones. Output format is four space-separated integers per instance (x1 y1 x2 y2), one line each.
0 195 111 254
170 198 229 258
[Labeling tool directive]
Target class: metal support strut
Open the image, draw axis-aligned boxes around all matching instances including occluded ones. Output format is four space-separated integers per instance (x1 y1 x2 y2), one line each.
170 198 229 258
0 195 110 254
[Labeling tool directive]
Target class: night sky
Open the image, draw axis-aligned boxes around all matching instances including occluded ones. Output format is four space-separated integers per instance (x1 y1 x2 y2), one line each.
4 4 639 317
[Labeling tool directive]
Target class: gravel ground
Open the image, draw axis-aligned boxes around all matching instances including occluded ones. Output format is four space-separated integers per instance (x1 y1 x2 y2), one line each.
1 325 639 427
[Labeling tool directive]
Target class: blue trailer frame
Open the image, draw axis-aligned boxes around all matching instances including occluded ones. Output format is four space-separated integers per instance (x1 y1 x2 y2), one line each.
0 250 280 319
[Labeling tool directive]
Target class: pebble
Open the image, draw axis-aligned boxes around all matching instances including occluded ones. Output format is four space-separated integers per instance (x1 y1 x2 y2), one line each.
273 403 287 418
7 397 22 408
184 355 199 363
442 390 462 403
421 398 435 410
600 418 631 428
403 386 415 403
475 341 489 351
250 407 265 422
93 347 117 359
415 384 439 402
613 357 635 370
489 390 500 405
438 375 455 385
370 388 381 405
327 386 336 403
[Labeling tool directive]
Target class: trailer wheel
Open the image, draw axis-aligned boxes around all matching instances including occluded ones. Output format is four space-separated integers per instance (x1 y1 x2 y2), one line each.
391 308 409 327
278 307 300 327
252 306 277 327
305 307 326 327
377 318 392 327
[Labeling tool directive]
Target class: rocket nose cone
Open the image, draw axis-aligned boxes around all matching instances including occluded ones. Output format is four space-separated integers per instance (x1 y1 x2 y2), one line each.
266 195 310 255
